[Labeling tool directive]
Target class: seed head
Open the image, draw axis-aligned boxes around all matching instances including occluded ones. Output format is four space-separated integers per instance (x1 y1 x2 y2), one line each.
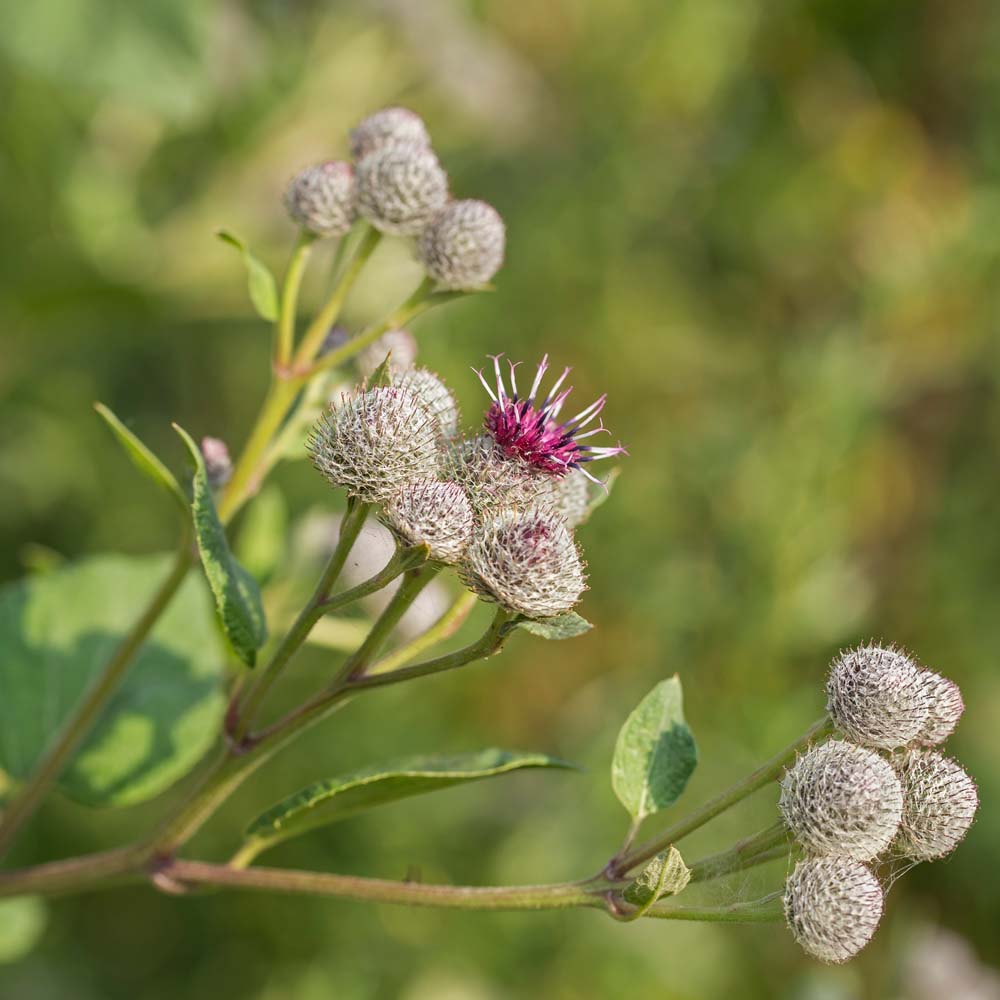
350 107 431 161
826 644 930 749
444 435 553 515
915 671 965 747
784 857 883 964
419 199 506 289
392 368 459 438
356 142 449 236
476 355 625 485
356 329 418 378
307 386 442 502
894 749 978 860
200 436 232 490
382 479 474 564
461 508 586 619
779 740 903 861
284 161 356 237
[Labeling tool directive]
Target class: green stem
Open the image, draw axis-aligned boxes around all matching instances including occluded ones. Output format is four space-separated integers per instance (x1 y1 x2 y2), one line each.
167 860 603 911
305 276 462 380
333 562 440 684
687 822 791 883
292 225 382 369
366 589 478 676
644 892 785 923
347 606 510 691
614 717 832 876
0 846 147 898
275 231 316 367
216 378 301 524
0 541 193 860
230 501 371 739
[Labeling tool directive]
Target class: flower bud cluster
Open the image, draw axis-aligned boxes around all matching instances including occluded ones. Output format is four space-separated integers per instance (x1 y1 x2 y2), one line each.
308 355 622 616
285 107 505 287
782 644 976 963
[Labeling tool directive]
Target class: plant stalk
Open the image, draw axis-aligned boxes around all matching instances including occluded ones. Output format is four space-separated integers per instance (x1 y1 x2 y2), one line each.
275 231 317 366
613 716 832 876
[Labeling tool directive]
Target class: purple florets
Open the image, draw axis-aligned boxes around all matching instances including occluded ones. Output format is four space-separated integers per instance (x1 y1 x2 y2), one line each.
475 355 625 483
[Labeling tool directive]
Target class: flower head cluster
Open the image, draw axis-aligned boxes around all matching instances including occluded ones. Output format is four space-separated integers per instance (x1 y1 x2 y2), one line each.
782 644 975 963
286 107 505 286
308 351 622 615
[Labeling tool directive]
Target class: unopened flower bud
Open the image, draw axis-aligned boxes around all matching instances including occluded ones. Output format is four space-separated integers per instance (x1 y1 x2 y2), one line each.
419 199 506 289
284 161 356 237
461 508 586 619
356 142 449 236
392 368 459 438
826 644 930 749
548 470 591 529
915 671 965 747
356 329 418 378
307 387 442 502
894 749 978 860
784 857 883 964
350 107 431 161
201 436 232 489
779 740 903 861
382 479 473 564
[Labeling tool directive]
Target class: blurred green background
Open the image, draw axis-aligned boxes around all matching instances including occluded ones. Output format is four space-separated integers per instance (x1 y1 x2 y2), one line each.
1 0 999 997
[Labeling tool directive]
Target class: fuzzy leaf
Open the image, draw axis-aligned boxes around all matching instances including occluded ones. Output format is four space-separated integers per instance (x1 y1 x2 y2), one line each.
504 612 593 641
175 424 267 666
94 403 187 514
216 229 279 322
0 554 225 806
245 749 575 844
612 676 698 822
623 846 691 906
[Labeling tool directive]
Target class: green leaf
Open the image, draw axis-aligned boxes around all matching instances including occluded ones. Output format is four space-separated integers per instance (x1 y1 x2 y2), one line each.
623 846 691 906
0 554 225 806
246 749 575 845
235 485 288 584
216 229 279 322
503 612 593 641
174 424 267 666
367 352 394 388
611 676 698 822
94 403 187 514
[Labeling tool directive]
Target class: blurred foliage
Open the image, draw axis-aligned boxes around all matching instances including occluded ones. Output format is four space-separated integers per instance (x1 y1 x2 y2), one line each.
1 0 999 997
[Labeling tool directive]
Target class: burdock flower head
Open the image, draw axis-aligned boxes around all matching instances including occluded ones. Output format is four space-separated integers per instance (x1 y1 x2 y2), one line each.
382 479 473 564
476 355 626 485
350 107 431 161
307 386 442 502
356 142 449 236
784 857 884 964
284 160 357 238
461 507 586 619
419 199 506 290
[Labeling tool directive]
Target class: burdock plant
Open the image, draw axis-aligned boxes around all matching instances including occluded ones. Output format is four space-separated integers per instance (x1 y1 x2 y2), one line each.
0 110 978 965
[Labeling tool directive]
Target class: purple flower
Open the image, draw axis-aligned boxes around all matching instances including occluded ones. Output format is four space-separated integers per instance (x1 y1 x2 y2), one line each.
475 355 625 483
